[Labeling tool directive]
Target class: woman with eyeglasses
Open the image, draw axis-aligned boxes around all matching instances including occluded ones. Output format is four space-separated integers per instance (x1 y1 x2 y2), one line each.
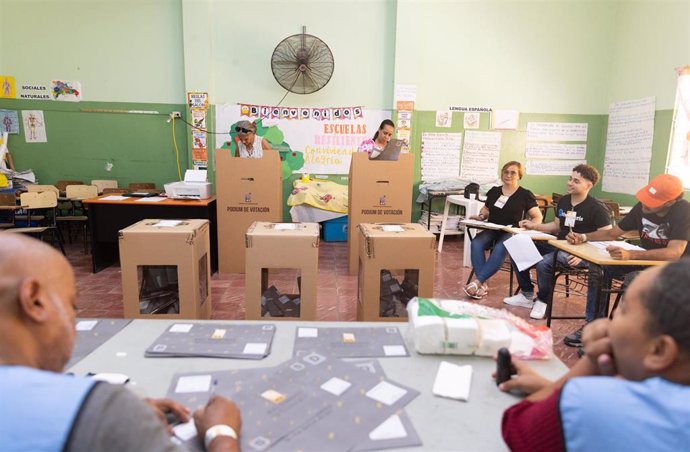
234 120 273 158
463 161 543 299
357 119 395 158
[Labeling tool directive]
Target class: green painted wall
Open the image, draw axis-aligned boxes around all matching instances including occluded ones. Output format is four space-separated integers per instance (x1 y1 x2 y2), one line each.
0 98 188 188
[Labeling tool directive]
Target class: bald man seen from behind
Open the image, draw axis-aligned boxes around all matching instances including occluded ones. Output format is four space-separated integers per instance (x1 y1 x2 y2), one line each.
0 235 241 452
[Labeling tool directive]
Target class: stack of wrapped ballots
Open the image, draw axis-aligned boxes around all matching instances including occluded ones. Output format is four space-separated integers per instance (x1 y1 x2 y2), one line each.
407 297 553 360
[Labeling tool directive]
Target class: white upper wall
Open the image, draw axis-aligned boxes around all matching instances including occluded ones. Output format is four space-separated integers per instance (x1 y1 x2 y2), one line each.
182 0 397 109
1 0 687 112
0 0 185 104
395 0 618 113
607 0 690 109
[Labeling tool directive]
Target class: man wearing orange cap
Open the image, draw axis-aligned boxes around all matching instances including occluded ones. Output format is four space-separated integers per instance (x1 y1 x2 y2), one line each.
563 173 690 347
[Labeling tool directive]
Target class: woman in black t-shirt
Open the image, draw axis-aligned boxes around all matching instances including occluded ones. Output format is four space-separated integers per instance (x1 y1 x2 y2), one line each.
464 161 542 299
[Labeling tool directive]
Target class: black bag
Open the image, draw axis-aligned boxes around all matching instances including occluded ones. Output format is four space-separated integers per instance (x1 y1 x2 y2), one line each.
464 183 480 199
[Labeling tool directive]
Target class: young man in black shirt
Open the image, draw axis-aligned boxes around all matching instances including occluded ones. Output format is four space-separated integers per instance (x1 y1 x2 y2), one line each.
564 173 690 346
504 164 612 320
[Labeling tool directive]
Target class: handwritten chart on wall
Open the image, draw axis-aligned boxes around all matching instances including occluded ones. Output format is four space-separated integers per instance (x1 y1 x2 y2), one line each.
459 131 501 182
526 159 586 176
527 122 588 141
420 132 462 181
525 143 586 160
603 97 655 194
525 122 588 175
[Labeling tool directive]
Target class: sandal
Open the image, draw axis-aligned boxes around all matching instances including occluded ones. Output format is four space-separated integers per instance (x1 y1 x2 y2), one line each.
463 281 484 299
475 283 489 298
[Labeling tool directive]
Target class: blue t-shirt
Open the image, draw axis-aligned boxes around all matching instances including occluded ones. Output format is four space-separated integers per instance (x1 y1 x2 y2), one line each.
560 376 690 452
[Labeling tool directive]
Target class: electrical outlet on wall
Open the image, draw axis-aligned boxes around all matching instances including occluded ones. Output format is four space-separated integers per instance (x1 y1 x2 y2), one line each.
167 111 182 122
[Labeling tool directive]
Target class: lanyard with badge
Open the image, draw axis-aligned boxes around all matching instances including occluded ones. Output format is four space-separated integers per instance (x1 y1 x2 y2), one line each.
564 210 577 230
494 195 509 209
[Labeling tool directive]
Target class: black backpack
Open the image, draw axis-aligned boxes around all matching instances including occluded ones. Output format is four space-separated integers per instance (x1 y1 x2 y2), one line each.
464 183 480 199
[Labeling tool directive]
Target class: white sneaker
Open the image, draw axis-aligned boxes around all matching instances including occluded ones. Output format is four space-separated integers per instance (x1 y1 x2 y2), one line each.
503 293 535 309
530 300 548 320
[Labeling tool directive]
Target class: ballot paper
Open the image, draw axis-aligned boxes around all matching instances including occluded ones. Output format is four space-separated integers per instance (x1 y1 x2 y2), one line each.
504 233 544 271
589 241 645 252
460 219 508 230
432 361 473 401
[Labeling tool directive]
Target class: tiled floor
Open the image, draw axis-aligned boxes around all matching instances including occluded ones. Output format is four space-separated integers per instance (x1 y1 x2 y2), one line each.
67 235 587 367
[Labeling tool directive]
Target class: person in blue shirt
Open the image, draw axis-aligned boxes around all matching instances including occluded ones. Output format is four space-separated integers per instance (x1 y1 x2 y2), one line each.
499 259 690 452
0 234 241 452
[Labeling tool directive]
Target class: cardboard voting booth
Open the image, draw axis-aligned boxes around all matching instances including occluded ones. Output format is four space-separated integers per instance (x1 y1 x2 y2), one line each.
357 223 435 322
347 152 413 275
215 149 283 273
245 222 319 321
119 219 211 319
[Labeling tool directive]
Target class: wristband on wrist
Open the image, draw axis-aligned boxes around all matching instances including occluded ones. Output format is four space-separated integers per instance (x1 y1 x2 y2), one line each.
204 424 238 450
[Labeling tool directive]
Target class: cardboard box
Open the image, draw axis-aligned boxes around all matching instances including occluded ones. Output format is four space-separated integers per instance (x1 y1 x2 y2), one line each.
119 219 211 319
245 222 319 320
215 149 283 273
347 153 413 274
357 223 435 322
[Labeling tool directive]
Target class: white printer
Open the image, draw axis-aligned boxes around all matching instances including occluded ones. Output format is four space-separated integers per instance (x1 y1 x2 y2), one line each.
164 170 212 200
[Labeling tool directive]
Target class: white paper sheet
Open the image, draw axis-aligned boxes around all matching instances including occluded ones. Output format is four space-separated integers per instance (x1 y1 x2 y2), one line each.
175 375 212 393
504 233 544 271
169 323 193 333
383 345 407 356
136 196 166 202
432 361 473 401
382 225 404 232
297 327 318 338
173 419 198 441
369 415 408 440
76 320 98 331
460 219 507 230
589 241 645 252
155 220 183 227
320 377 352 396
243 343 268 355
99 195 127 201
366 381 407 406
275 223 297 230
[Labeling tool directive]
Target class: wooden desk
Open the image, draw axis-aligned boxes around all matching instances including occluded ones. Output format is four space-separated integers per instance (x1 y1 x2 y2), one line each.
502 227 556 241
83 196 218 273
547 240 664 321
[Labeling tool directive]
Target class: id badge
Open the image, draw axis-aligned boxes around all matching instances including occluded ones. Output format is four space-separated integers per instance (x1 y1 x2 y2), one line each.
494 195 509 209
564 211 577 227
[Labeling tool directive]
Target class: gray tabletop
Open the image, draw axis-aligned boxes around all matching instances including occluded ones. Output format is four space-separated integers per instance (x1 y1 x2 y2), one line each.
68 319 568 452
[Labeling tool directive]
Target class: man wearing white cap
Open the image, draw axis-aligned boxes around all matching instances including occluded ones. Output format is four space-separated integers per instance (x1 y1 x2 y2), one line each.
563 173 690 347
